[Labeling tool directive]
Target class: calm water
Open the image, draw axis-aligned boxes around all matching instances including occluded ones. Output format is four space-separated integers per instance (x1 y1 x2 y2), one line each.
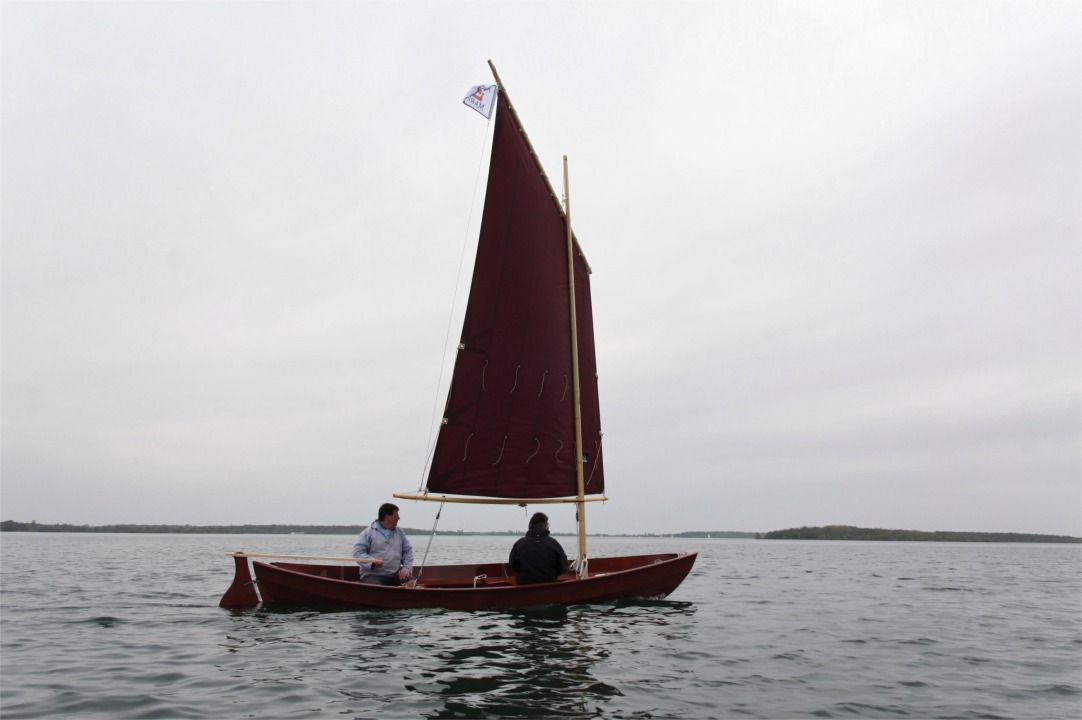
0 533 1078 719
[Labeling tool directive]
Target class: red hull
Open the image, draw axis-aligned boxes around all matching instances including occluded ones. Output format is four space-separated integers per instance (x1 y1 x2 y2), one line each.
221 552 696 610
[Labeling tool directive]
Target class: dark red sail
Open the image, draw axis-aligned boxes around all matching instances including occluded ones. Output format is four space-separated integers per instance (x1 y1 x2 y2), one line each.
426 91 604 499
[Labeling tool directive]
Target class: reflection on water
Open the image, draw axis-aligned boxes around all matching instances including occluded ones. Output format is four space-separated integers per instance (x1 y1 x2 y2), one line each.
225 598 697 719
422 606 607 719
406 601 694 719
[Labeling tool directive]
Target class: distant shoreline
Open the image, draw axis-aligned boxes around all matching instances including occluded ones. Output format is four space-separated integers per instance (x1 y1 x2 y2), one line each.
762 525 1080 544
1 521 1077 542
0 521 754 538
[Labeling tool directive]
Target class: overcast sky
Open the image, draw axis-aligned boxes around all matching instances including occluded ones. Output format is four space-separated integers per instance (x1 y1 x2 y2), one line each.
2 1 1079 537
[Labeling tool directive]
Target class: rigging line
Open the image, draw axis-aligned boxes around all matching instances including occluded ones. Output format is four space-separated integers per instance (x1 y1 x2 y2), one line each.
584 437 602 487
418 114 493 489
492 435 508 465
525 437 541 464
415 501 445 584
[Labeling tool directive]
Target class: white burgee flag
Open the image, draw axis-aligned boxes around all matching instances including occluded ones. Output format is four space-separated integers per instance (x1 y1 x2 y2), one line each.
463 84 498 119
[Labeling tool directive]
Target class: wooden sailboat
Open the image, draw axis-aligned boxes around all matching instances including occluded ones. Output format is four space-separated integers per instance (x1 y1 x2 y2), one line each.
220 63 696 610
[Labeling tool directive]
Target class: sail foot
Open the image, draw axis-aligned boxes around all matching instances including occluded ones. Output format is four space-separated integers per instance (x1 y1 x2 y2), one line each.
393 491 607 505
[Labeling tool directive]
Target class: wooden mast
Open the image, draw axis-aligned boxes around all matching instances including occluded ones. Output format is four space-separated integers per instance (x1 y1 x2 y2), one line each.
563 155 589 576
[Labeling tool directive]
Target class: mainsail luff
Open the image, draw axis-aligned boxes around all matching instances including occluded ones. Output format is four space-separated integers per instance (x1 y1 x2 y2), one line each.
420 72 604 503
486 61 592 274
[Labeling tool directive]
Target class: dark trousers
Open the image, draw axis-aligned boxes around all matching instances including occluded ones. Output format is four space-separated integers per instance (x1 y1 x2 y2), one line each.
360 572 412 586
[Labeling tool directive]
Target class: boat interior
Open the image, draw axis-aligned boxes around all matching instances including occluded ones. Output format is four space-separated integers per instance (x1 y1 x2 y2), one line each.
269 552 685 589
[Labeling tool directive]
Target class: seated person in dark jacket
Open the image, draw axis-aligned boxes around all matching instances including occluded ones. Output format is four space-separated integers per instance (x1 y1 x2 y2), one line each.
509 512 569 584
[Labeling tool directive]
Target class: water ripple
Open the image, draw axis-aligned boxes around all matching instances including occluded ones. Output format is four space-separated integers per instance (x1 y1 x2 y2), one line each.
1 535 1079 719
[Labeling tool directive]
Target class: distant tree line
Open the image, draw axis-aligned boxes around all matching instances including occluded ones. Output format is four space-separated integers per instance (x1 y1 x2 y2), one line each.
0 521 646 537
762 525 1080 543
8 520 1071 542
0 521 547 536
0 520 758 538
0 521 385 535
638 531 757 538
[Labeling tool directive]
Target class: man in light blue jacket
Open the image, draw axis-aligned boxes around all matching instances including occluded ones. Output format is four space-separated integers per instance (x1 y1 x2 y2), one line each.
353 503 415 586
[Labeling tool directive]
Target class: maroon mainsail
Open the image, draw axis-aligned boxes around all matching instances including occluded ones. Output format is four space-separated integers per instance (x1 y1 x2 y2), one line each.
425 90 604 500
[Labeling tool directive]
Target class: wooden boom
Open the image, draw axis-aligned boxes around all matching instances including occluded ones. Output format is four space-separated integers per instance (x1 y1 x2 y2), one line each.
226 552 382 565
